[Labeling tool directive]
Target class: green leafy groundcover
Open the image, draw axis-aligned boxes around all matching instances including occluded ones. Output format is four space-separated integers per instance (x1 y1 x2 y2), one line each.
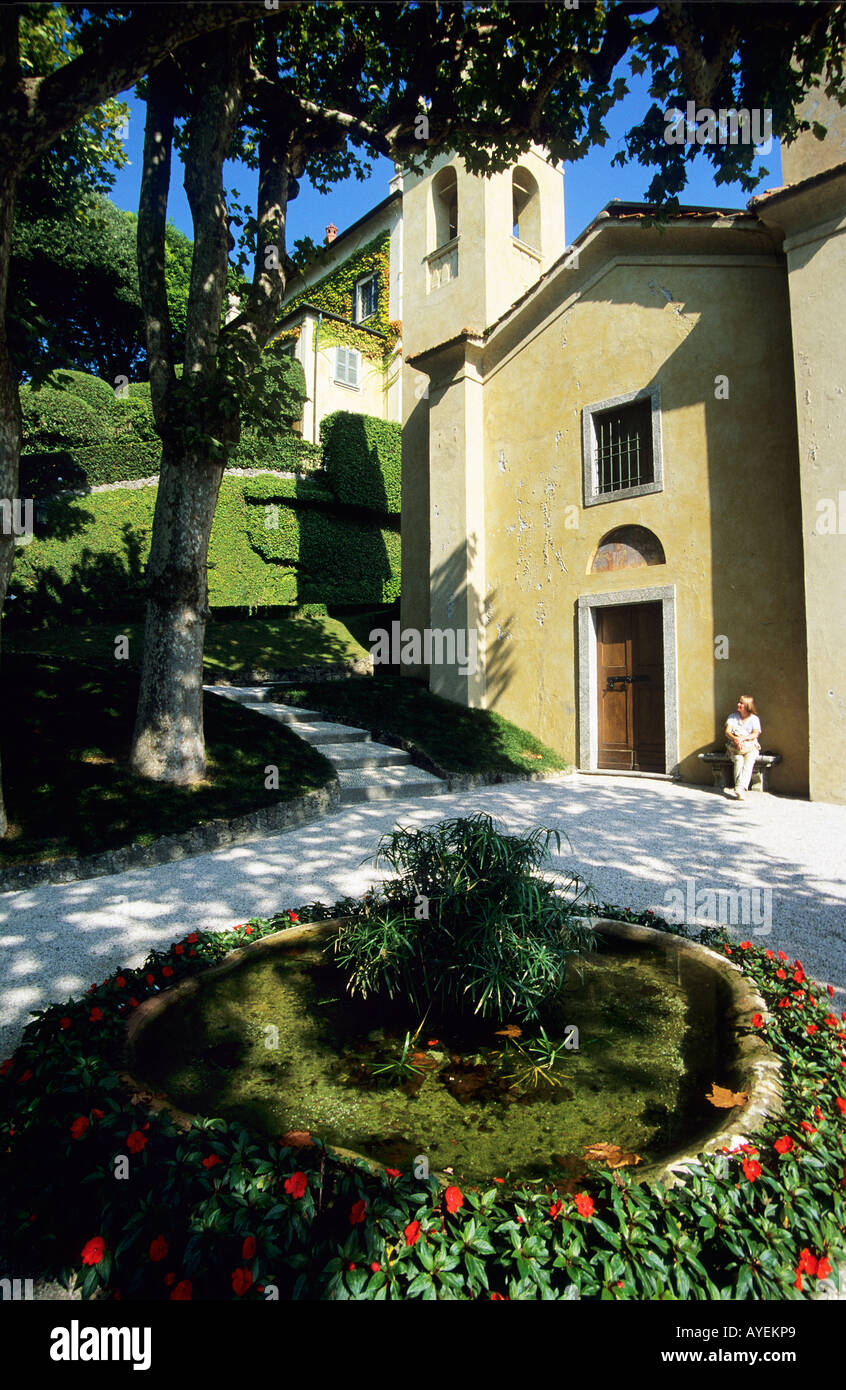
1 906 844 1301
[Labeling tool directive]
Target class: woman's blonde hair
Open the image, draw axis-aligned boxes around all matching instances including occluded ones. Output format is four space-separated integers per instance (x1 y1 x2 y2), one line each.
738 695 758 716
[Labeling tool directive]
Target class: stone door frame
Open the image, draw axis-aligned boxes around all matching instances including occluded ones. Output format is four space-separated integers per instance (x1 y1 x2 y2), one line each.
577 585 679 776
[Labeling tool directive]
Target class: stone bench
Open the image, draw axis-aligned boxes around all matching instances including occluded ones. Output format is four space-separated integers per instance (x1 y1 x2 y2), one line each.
698 750 782 793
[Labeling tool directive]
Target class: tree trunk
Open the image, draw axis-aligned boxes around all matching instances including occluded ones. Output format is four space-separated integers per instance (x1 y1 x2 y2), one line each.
0 163 21 838
129 441 224 782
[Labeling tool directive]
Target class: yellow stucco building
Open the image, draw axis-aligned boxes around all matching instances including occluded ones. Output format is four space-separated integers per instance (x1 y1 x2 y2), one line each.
400 120 846 804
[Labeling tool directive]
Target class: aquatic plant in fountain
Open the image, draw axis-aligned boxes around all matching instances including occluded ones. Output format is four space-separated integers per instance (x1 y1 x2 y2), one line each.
332 813 594 1021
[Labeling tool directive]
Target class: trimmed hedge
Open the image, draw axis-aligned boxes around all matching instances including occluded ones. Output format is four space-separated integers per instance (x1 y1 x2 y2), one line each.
231 430 322 473
20 385 104 451
20 440 162 497
9 476 401 619
320 410 401 515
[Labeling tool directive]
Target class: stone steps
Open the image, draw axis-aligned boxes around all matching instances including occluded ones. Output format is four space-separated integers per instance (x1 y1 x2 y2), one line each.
204 687 448 804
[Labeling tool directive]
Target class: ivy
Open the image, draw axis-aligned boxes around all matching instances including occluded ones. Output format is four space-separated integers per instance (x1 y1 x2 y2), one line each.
284 232 397 363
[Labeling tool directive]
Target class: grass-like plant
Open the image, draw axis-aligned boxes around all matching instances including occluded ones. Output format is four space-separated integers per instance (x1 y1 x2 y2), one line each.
332 813 594 1021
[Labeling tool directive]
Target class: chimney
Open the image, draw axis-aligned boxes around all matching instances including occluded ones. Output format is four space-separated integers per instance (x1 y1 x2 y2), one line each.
325 223 338 244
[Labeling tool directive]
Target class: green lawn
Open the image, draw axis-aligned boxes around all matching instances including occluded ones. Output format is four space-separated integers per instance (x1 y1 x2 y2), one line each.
0 653 334 865
4 613 369 676
281 676 569 777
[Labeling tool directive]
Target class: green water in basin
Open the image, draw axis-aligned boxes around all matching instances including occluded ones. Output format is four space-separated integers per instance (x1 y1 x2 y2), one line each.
135 939 730 1185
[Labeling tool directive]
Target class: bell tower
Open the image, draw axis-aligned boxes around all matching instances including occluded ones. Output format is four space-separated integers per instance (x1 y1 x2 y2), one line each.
401 146 565 360
399 148 565 690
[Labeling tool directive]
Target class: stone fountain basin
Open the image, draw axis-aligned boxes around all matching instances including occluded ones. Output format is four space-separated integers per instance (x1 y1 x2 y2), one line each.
124 916 782 1188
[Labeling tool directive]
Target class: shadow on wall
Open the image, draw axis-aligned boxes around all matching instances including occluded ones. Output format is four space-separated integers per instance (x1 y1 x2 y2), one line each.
429 531 517 707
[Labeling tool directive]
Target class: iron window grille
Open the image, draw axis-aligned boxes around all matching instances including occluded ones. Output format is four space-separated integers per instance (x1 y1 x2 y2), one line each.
593 398 654 495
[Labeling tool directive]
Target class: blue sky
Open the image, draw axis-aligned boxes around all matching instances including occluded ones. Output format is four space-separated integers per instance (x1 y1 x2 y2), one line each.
107 71 783 251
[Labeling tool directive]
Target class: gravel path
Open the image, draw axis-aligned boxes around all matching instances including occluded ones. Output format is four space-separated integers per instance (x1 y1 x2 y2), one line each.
2 772 845 1058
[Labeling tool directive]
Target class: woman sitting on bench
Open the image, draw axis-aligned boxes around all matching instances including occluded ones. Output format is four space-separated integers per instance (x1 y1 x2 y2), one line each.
724 695 762 801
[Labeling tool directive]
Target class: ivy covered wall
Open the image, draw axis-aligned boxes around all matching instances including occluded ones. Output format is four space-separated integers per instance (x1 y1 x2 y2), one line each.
283 231 399 363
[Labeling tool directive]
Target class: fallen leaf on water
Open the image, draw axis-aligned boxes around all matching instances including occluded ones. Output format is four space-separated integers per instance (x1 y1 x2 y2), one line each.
495 1024 522 1039
583 1141 642 1169
706 1083 749 1109
281 1129 315 1149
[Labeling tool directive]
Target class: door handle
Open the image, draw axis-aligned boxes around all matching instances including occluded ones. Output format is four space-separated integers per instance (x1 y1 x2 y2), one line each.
606 674 650 691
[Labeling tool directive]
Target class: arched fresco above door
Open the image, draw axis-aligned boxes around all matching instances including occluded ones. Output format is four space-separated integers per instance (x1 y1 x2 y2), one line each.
590 525 666 573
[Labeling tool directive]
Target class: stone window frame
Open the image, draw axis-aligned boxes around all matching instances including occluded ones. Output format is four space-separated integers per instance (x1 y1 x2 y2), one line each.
353 273 379 323
581 385 663 508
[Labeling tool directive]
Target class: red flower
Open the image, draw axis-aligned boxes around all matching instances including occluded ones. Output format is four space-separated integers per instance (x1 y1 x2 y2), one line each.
793 968 805 984
163 1272 176 1287
444 1185 464 1214
776 969 787 980
232 1267 253 1296
742 1158 762 1182
739 941 752 950
493 1177 505 1184
128 997 139 1008
827 984 835 998
149 1235 168 1262
126 1130 148 1154
800 1121 817 1134
723 946 733 956
490 1292 506 1300
188 949 196 957
60 1017 71 1030
174 945 184 955
794 1272 803 1291
16 1068 32 1083
574 1193 594 1219
89 1008 102 1023
81 1236 105 1266
115 976 126 989
825 1015 839 1027
797 1248 817 1276
161 966 174 978
814 1105 825 1122
91 1108 105 1120
549 1199 564 1219
404 1220 422 1247
778 951 788 961
765 950 774 959
283 1171 307 1199
777 998 791 1009
349 1199 367 1225
244 927 254 935
201 1154 223 1170
70 1116 89 1140
347 1262 356 1271
774 1135 794 1154
751 1014 763 1029
385 1168 401 1180
288 913 299 923
170 1280 192 1300
145 974 155 986
817 1257 833 1280
242 1235 257 1260
187 933 199 944
836 1097 846 1115
807 1025 819 1035
427 1039 439 1046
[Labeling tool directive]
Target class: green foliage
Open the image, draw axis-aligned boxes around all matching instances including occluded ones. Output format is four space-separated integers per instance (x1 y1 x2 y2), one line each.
320 411 401 515
2 905 842 1301
232 431 321 473
19 385 104 451
244 479 401 605
333 814 594 1021
239 339 308 434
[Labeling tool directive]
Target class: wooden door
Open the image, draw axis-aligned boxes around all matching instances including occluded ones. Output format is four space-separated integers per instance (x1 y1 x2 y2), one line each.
597 603 665 772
